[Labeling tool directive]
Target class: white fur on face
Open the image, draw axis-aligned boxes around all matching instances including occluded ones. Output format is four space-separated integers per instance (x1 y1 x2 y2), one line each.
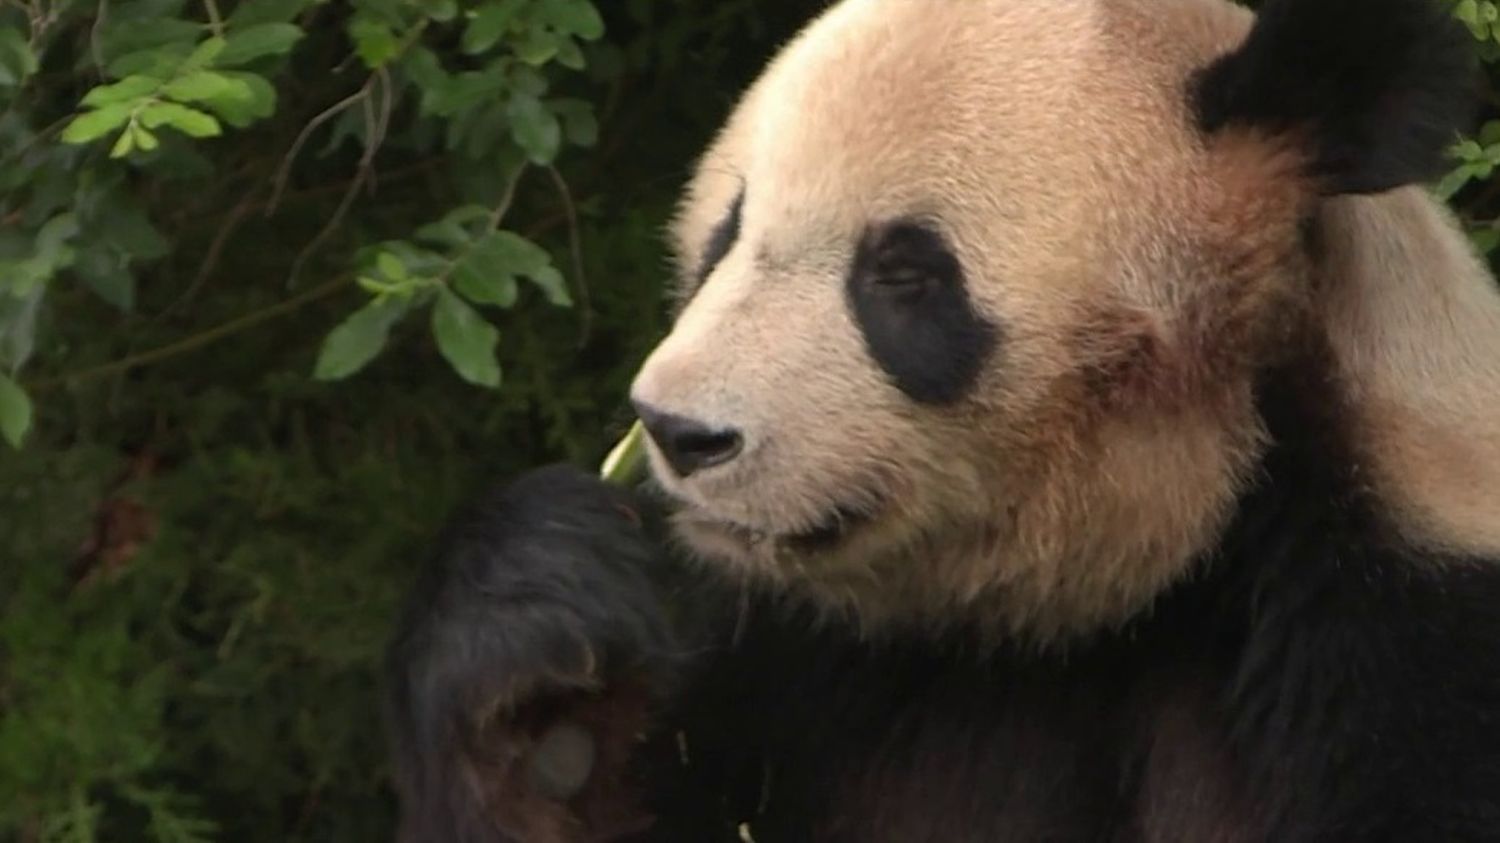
633 0 1500 642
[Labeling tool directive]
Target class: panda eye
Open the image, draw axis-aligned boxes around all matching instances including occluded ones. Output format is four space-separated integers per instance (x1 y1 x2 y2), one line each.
845 217 998 405
870 268 937 295
857 221 957 297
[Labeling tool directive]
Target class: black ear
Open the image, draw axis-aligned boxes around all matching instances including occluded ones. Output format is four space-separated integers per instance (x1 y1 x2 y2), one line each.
1193 0 1478 196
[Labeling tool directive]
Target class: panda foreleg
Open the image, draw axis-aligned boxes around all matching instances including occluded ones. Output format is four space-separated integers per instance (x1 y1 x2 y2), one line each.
384 465 697 842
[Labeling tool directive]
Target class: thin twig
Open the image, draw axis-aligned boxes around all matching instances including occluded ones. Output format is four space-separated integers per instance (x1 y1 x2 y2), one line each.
487 163 525 228
285 72 392 287
545 165 592 346
201 0 223 37
89 0 109 72
432 166 529 286
30 276 351 390
158 185 263 319
369 65 394 195
0 114 68 168
169 158 442 227
266 86 370 215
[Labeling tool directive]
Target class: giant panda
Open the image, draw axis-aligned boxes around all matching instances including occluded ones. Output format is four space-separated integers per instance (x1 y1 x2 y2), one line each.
385 0 1500 839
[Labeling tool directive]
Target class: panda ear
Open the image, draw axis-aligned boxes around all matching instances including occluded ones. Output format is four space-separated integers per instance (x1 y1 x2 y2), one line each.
1193 0 1477 196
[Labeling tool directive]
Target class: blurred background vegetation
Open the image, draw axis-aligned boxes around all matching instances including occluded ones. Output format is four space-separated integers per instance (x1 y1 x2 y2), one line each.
0 0 1496 840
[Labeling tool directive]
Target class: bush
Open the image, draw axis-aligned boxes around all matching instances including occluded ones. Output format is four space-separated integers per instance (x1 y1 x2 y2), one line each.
0 1 810 838
0 1 1492 840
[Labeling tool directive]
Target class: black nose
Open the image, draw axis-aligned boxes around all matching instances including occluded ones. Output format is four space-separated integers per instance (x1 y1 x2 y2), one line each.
632 401 744 478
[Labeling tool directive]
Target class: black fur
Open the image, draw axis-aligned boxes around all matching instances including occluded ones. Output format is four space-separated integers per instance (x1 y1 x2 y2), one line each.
846 219 998 405
384 467 676 843
1193 0 1476 195
387 343 1500 841
693 189 745 286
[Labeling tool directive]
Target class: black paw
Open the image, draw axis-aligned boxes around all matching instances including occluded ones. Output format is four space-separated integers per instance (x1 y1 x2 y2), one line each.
386 465 674 842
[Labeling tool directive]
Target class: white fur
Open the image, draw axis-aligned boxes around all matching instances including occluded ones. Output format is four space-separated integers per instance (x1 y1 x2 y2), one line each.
631 0 1500 642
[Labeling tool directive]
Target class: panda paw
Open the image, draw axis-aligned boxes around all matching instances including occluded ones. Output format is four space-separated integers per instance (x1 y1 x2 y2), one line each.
386 464 674 843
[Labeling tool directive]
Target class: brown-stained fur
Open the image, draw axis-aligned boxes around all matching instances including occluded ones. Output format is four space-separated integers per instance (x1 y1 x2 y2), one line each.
471 675 657 843
632 0 1500 645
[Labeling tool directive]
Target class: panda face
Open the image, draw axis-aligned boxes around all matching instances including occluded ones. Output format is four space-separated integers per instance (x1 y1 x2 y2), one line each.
630 0 1331 635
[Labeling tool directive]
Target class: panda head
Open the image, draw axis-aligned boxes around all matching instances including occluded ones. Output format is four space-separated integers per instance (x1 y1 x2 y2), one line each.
629 0 1477 639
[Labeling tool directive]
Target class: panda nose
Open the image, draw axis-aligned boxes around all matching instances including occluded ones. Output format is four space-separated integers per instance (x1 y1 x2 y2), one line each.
631 401 744 478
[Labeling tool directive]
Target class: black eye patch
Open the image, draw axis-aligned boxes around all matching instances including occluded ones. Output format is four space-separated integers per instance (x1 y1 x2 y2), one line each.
693 189 745 286
846 219 998 405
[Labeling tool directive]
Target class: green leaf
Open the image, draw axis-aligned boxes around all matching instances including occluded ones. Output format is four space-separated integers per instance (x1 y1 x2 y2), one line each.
99 14 201 58
401 45 449 92
0 285 43 369
313 298 410 380
464 0 525 54
110 125 138 158
74 246 136 311
81 75 163 107
194 71 277 127
0 259 49 298
552 98 597 146
108 44 195 78
0 372 32 448
34 213 79 265
1452 139 1485 161
421 65 509 117
415 205 491 248
477 230 550 273
431 289 501 388
1434 163 1479 200
162 70 247 104
413 222 468 248
514 29 560 65
350 17 400 69
376 241 449 277
96 199 171 260
542 0 605 40
217 22 304 66
376 251 408 281
1457 0 1481 25
452 233 520 307
228 0 316 27
62 104 135 144
510 64 548 97
527 264 572 306
453 264 518 307
357 275 392 294
139 102 222 138
184 37 228 71
453 230 565 306
507 93 561 164
1470 227 1500 255
132 123 161 152
554 36 586 70
0 27 40 86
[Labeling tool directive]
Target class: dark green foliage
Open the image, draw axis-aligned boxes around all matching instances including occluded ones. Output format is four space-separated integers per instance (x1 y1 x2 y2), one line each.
0 1 816 839
0 0 1491 840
